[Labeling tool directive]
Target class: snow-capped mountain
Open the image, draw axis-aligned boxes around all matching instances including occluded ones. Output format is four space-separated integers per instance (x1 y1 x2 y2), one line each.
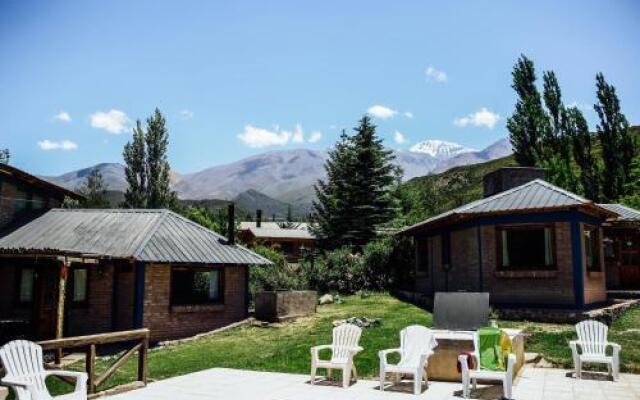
409 139 475 159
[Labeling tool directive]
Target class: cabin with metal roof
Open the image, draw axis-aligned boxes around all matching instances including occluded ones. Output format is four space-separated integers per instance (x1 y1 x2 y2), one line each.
0 208 271 343
399 167 619 310
599 203 640 290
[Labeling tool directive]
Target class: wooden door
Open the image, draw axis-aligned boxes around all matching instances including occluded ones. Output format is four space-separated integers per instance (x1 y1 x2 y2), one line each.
619 232 640 289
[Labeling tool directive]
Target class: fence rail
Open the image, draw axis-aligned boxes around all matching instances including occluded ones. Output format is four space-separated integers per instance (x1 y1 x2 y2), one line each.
38 328 150 398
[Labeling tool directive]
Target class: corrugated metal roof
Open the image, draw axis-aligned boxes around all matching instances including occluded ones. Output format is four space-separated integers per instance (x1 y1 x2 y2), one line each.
0 209 272 265
248 227 315 240
399 179 614 234
599 203 640 222
239 221 281 230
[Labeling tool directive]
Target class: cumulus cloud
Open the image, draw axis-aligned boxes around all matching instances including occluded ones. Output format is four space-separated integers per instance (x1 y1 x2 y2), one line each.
54 111 71 122
90 109 130 134
237 123 322 148
404 111 414 119
37 139 78 151
308 131 322 143
367 105 398 119
454 107 500 129
425 66 447 83
180 109 194 119
394 130 406 144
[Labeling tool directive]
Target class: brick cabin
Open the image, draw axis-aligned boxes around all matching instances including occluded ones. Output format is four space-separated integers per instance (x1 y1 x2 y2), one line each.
0 209 271 343
0 162 82 234
238 213 315 261
399 167 620 310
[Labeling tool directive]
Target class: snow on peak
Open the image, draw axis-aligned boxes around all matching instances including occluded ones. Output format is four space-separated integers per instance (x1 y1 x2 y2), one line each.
409 139 475 158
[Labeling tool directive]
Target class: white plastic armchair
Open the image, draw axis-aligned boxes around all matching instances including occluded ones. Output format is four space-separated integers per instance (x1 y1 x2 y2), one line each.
310 324 363 388
0 340 88 400
458 332 516 400
570 319 620 381
378 325 437 395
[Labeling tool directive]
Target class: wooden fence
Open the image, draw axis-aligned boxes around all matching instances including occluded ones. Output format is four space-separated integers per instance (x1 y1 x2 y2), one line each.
38 328 150 398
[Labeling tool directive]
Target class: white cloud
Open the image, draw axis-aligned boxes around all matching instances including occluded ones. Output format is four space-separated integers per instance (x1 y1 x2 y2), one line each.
425 66 448 83
37 139 78 151
404 111 413 119
367 105 398 119
180 109 194 119
90 109 130 134
454 107 500 129
237 123 322 148
54 111 71 122
308 131 322 143
394 130 406 144
567 101 591 112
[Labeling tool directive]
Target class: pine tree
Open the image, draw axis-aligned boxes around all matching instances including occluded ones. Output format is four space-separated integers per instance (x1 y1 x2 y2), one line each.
286 205 293 222
77 169 111 208
312 117 400 249
507 55 548 166
123 108 176 209
123 120 147 208
594 73 633 200
566 107 600 200
0 149 9 164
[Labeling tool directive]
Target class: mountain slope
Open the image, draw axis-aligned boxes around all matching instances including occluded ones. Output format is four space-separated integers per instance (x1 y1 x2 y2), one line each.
409 139 475 159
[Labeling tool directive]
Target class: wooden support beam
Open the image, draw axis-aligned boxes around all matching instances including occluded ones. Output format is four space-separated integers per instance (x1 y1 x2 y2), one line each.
138 336 148 384
55 260 69 364
86 344 96 394
94 343 141 388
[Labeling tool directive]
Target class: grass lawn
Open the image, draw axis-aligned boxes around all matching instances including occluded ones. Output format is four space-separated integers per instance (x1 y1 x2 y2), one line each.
47 293 640 395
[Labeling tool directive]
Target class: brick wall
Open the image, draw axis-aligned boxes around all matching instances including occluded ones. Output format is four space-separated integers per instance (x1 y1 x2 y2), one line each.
66 264 114 336
142 264 247 341
449 227 481 292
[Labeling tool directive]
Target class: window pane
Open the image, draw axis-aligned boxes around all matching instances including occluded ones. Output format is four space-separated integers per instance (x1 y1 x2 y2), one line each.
500 227 554 270
73 269 87 302
208 271 220 300
14 190 28 212
20 269 34 302
171 268 223 305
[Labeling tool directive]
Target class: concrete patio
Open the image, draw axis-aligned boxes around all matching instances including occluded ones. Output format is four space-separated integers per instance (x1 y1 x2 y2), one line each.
107 366 640 400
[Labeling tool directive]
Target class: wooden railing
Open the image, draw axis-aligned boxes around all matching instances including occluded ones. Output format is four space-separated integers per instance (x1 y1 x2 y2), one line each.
38 328 150 398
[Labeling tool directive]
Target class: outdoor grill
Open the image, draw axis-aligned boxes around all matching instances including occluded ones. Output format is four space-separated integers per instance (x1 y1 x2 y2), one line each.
433 292 490 331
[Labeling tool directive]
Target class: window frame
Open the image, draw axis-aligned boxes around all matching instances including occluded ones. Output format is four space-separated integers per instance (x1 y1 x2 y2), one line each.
496 224 557 271
583 224 602 272
170 265 225 306
69 264 90 306
16 267 36 305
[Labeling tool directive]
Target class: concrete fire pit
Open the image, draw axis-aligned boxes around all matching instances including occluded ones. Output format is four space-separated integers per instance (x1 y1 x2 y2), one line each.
255 290 317 322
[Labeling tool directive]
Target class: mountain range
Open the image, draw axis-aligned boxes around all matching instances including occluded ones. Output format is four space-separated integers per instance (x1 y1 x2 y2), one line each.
43 137 512 216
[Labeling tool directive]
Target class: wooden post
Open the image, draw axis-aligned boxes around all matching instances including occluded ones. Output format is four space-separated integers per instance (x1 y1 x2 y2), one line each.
137 334 149 385
86 344 96 393
55 260 69 364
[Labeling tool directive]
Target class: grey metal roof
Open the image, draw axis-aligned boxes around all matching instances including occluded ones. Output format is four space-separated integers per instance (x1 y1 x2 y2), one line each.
599 203 640 222
248 227 315 240
0 209 272 265
400 179 615 234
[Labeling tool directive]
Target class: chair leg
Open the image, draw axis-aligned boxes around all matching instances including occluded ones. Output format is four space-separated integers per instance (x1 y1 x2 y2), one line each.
462 374 470 399
413 370 423 395
503 376 513 400
327 368 332 380
342 366 352 388
379 369 385 391
576 360 581 379
352 364 357 380
310 364 316 385
472 378 477 390
612 361 620 381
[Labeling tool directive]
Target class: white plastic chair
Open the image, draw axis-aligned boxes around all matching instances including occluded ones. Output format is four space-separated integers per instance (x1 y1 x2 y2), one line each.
570 319 620 381
310 324 363 388
458 331 516 400
378 325 437 395
0 340 88 400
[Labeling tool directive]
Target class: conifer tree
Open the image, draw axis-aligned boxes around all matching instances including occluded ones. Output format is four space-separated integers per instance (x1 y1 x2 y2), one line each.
123 120 147 208
594 73 633 200
507 55 548 166
0 148 9 164
566 107 600 200
77 169 111 208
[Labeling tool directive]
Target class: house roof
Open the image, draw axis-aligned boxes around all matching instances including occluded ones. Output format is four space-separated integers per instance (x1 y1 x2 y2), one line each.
0 209 272 265
0 163 82 200
399 179 617 235
239 221 281 230
248 227 315 240
599 203 640 222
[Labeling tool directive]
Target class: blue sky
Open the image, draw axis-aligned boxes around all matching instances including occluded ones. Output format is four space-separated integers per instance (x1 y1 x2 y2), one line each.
1 0 639 176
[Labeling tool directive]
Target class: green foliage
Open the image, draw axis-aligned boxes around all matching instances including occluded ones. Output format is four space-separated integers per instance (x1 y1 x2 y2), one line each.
123 108 177 209
595 73 635 201
312 116 401 249
567 107 601 200
180 205 227 233
0 148 9 164
75 169 111 208
620 156 640 209
249 246 306 294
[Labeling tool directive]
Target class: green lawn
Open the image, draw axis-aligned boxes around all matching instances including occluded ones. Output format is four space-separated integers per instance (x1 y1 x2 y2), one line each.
48 293 640 395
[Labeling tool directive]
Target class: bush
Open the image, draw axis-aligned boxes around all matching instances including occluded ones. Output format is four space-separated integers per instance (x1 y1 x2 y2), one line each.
249 246 306 295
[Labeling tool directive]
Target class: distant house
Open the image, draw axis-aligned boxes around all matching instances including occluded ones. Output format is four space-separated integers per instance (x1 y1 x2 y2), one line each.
238 212 315 261
0 163 82 234
0 209 271 342
399 167 619 310
600 203 640 290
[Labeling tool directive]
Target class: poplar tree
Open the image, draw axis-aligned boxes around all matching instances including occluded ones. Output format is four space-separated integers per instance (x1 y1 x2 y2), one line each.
566 107 600 200
507 55 548 166
123 120 147 208
0 149 9 164
594 73 633 200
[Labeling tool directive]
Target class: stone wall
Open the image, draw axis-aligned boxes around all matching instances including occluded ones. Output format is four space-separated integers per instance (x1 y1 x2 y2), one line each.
142 264 248 341
255 290 316 322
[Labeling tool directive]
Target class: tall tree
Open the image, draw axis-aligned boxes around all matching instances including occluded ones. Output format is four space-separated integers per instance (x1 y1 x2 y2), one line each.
123 120 147 208
594 73 633 200
507 55 549 166
0 148 9 164
312 117 400 249
122 108 176 209
566 107 600 200
76 169 111 208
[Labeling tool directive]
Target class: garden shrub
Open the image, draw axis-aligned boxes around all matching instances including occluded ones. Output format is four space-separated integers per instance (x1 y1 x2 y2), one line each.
249 246 306 295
